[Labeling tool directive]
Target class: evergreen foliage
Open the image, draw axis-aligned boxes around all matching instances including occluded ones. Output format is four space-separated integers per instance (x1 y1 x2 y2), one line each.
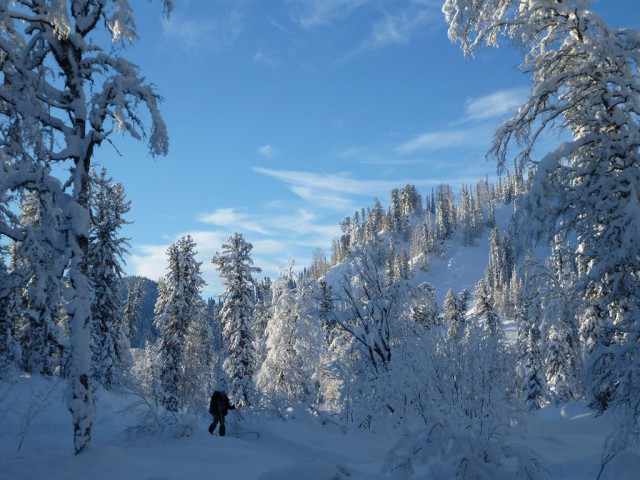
124 280 145 348
154 235 206 412
88 168 132 390
212 233 261 407
14 191 66 376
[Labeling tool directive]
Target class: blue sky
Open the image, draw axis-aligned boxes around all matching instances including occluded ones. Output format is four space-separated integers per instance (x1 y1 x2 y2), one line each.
92 0 636 298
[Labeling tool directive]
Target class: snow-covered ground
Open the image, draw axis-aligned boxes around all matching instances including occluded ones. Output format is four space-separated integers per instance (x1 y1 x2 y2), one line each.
1 376 639 480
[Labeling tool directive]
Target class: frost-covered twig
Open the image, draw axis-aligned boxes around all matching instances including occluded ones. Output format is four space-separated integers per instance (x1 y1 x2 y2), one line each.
596 431 629 480
16 378 61 452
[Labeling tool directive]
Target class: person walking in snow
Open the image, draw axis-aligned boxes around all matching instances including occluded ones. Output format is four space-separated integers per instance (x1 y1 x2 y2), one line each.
208 391 235 436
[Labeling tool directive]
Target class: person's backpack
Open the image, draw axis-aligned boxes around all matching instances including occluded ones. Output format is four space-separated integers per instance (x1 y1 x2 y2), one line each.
209 390 229 416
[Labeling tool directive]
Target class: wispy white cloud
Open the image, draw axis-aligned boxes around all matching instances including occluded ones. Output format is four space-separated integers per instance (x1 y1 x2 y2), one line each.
198 208 272 235
288 0 370 28
396 87 527 155
338 145 428 165
253 167 406 209
395 129 485 155
462 87 528 122
368 8 435 48
254 47 282 68
258 144 278 158
347 2 439 57
161 10 244 52
132 205 341 296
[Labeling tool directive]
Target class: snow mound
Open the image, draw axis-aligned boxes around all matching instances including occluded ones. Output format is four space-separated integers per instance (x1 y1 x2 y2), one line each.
257 461 349 480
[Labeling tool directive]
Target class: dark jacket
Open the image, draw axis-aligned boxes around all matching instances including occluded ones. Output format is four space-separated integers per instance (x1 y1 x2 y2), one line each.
209 391 235 418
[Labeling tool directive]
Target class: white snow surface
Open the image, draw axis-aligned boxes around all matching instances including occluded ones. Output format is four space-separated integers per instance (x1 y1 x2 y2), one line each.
1 376 639 480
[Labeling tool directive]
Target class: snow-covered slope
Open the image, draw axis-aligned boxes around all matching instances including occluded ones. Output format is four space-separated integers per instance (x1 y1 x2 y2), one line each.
1 376 638 480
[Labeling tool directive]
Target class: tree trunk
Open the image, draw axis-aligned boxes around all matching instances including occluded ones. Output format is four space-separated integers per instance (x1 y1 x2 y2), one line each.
67 153 93 455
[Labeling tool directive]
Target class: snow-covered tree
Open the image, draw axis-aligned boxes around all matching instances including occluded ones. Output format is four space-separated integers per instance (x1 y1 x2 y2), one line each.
205 297 226 387
15 190 66 376
317 278 336 347
410 283 439 329
334 247 413 375
444 0 640 421
472 279 502 338
545 325 573 404
365 198 385 243
256 269 322 406
0 259 21 378
435 184 456 240
183 299 213 413
212 233 261 407
387 188 403 234
124 279 144 348
0 0 170 453
123 277 159 346
307 248 330 280
253 277 272 366
444 288 468 341
154 235 205 412
88 168 131 390
520 318 546 410
458 184 480 247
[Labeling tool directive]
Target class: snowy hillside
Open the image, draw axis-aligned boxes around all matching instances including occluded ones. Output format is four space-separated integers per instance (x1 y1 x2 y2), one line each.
1 376 638 480
2 202 638 480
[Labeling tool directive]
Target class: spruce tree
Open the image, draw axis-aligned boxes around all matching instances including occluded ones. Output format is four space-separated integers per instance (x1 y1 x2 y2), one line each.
411 283 439 329
522 322 546 410
15 190 66 376
444 289 462 340
473 279 502 338
545 325 572 404
253 277 273 367
212 233 261 407
124 279 144 348
445 288 470 341
155 235 206 412
88 168 132 390
317 278 336 347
